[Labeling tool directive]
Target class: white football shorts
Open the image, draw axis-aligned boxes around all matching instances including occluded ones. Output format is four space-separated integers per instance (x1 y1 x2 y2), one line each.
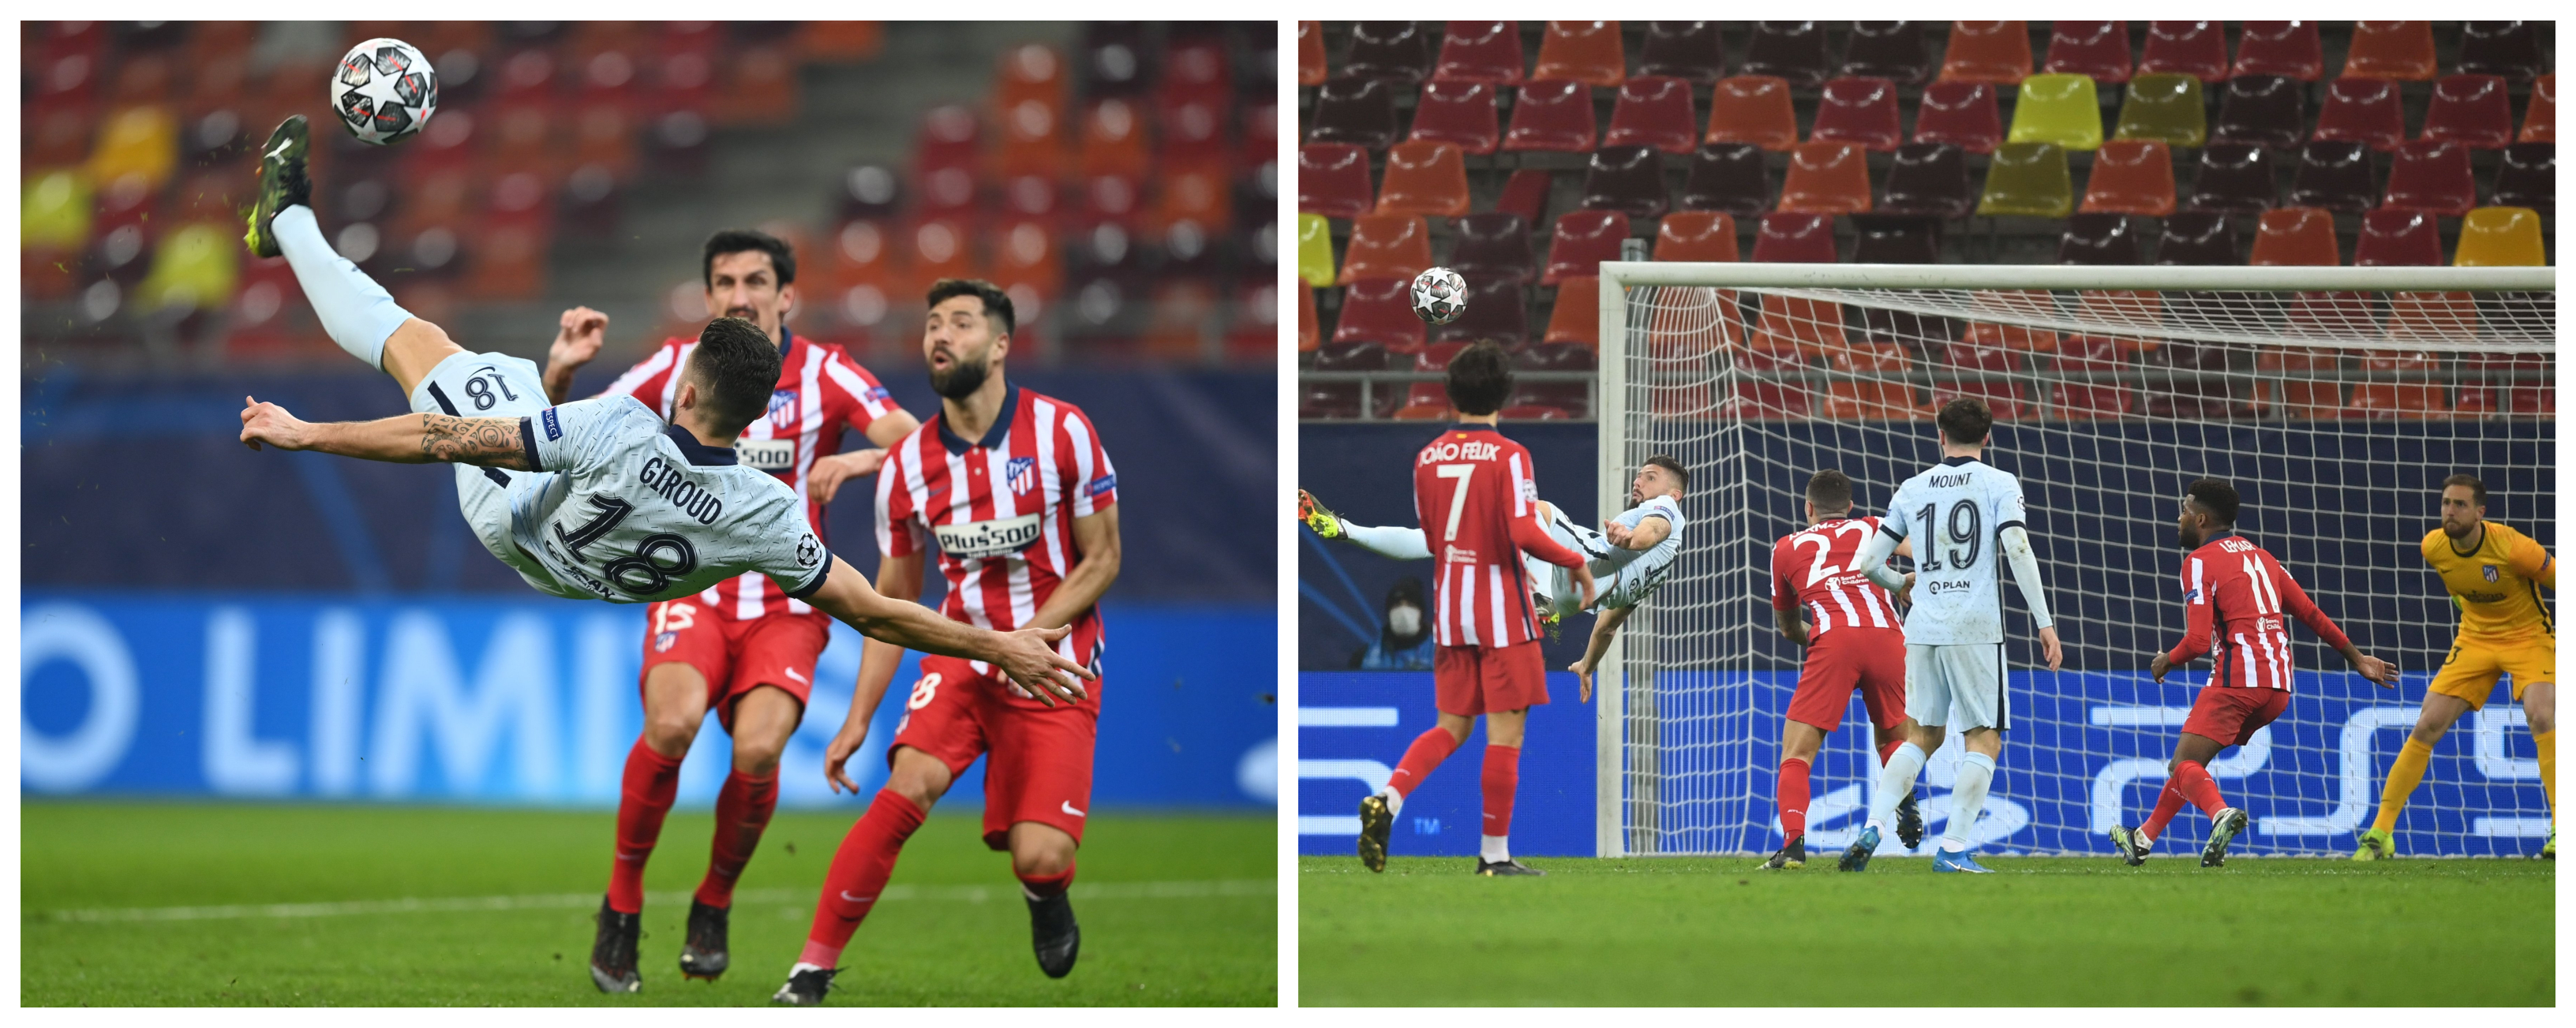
1905 642 2008 731
406 350 558 589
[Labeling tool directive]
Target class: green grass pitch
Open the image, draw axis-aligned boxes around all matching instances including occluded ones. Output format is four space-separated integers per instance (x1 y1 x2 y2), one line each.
1299 854 2552 1006
23 802 1274 1006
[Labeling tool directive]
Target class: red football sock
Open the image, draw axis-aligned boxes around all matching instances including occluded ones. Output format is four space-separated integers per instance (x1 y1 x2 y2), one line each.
1877 737 1904 767
2172 759 2229 818
695 768 780 908
1777 757 1813 843
607 738 684 914
1385 727 1460 798
1480 744 1521 838
1019 860 1076 900
2140 777 2188 843
799 790 927 968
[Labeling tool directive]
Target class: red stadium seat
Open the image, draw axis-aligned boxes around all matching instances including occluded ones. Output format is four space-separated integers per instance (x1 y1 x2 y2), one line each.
1851 214 1944 264
2212 76 2305 149
2342 21 2436 81
2155 211 2238 265
1912 80 2003 154
1306 76 1401 150
1543 211 1630 286
2138 21 2229 83
1823 344 1927 421
1339 214 1433 285
1777 142 1874 214
1743 21 1832 90
1938 337 2030 421
1450 212 1537 285
2287 140 2380 214
1752 211 1838 264
2422 74 2515 150
1434 22 1526 85
2383 140 2477 216
2456 353 2552 416
2354 208 2445 267
1879 142 1977 219
2492 144 2555 213
992 218 1061 301
1639 22 1728 83
1496 169 1555 227
1604 77 1700 154
2346 350 2449 419
1724 342 1813 420
1680 143 1773 216
1503 80 1599 153
2252 346 2344 419
1435 276 1530 347
1939 21 2033 85
1375 140 1471 218
2182 144 2280 215
2050 335 2136 418
1345 22 1435 83
2457 21 2546 82
2232 22 2322 81
2313 77 2408 151
1579 146 1670 220
1542 275 1602 348
1331 277 1426 352
2080 140 2177 216
1409 80 1500 154
1841 21 1934 86
1297 143 1373 218
1533 21 1626 87
1704 76 1799 151
2057 213 2141 265
2043 21 2132 84
1811 77 1903 151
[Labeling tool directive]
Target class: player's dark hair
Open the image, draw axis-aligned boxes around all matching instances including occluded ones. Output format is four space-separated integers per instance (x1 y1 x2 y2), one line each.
1445 340 1514 416
702 229 796 288
2185 477 2241 525
926 278 1017 338
2442 473 2488 506
1807 469 1853 514
687 316 783 434
1936 396 1994 446
1646 454 1691 494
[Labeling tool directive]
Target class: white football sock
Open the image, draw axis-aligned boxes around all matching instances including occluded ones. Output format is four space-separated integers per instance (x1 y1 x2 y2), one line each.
272 204 413 372
1378 787 1404 817
1480 834 1510 863
1865 741 1927 833
1943 750 1998 853
1341 521 1432 561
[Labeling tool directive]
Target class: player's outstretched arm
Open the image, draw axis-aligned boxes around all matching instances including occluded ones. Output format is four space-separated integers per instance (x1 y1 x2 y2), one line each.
539 306 609 404
803 554 1091 699
1571 605 1635 704
239 397 534 469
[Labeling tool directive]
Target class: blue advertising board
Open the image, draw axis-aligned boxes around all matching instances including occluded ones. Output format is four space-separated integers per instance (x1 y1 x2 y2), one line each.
1297 672 1595 858
21 593 1278 812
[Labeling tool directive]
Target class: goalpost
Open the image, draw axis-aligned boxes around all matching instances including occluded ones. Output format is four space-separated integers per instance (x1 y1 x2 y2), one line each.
1593 263 2556 858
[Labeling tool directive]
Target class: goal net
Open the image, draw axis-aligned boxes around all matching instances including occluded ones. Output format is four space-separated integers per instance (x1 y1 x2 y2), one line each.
1593 263 2555 859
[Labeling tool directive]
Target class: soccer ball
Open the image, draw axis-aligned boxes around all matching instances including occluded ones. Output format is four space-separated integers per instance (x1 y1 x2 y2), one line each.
1410 267 1469 325
331 38 439 146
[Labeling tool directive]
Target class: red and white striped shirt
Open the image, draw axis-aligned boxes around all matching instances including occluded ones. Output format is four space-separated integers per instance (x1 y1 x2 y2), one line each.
1771 516 1906 641
1410 424 1586 649
877 384 1116 678
595 328 904 620
2169 534 2353 692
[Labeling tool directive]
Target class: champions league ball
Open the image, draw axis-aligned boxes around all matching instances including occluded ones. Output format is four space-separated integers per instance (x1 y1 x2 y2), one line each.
1410 266 1469 326
332 38 439 145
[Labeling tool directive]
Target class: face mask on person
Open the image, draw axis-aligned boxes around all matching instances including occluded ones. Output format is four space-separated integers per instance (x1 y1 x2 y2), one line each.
1387 604 1422 637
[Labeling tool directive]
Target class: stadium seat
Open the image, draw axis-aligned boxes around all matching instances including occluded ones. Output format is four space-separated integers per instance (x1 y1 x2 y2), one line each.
1655 211 1739 261
1753 290 1848 356
1938 336 2031 421
1297 143 1374 218
1977 142 2073 217
2454 353 2552 417
1850 214 1943 264
1823 344 1928 420
1331 276 1427 351
2491 143 2554 213
2287 140 2380 213
1728 341 1815 420
134 222 238 313
1743 21 1832 90
1881 143 1978 219
1542 275 1602 347
1940 21 2032 85
1410 80 1500 154
2050 335 2136 418
2114 73 2207 147
2142 342 2248 419
1642 285 1742 364
1297 21 1326 86
1778 142 1874 214
2232 22 2322 81
1434 22 1525 85
1345 21 1435 84
1503 80 1599 153
1752 211 1840 264
2212 76 2305 149
2249 207 2342 265
2155 211 2238 264
2454 206 2548 266
2057 213 2140 264
1306 76 1401 149
1544 210 1630 285
2346 350 2448 420
1580 146 1670 219
2183 145 2280 214
2457 21 2545 81
2081 140 2177 215
1911 80 2003 153
1413 342 1470 372
86 105 180 193
1312 339 1390 376
1605 77 1701 154
2355 208 2444 265
1512 342 1596 414
1339 214 1432 285
22 169 92 251
2250 346 2344 418
2519 74 2556 144
1496 169 1554 226
2043 21 2133 84
1811 77 1904 151
2422 75 2515 150
1638 22 1727 84
1679 143 1774 216
2312 77 2408 151
1451 212 1537 285
2138 22 2230 83
1296 212 1336 286
1076 99 1150 180
1533 22 1626 88
1376 140 1471 218
2382 140 2477 216
2343 21 2437 81
2384 290 2481 343
1704 76 1799 151
2008 73 2104 150
1435 275 1530 347
1841 21 1933 86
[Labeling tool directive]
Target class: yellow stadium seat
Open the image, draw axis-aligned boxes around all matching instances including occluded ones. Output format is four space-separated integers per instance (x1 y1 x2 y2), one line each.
22 170 93 249
2113 73 2207 148
85 105 181 193
2006 73 2104 151
1977 142 2074 217
1297 212 1338 287
2453 207 2547 267
135 223 241 312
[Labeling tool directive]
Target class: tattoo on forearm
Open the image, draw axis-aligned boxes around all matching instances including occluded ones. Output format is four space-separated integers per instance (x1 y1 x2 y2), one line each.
421 414 529 469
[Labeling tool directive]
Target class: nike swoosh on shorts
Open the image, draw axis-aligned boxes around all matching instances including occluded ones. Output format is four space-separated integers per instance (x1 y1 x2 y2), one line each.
1061 802 1086 817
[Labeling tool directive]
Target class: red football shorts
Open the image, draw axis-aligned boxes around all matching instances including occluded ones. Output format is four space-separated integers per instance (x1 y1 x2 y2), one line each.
1786 630 1908 732
638 599 828 732
2181 686 2290 746
891 653 1099 850
1433 642 1549 717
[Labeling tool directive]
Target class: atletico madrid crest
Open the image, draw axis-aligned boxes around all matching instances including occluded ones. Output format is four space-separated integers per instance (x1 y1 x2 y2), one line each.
2483 564 2500 582
1006 456 1038 496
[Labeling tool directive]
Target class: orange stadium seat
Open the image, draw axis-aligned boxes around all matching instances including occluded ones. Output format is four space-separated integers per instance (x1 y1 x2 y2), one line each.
1298 22 1327 86
1822 344 1928 421
716 46 799 127
1777 142 1874 214
1939 337 2031 421
1704 76 1799 151
799 21 884 63
2254 346 2345 418
2342 21 2437 81
1298 283 1320 352
2346 350 2449 419
1374 140 1470 218
1533 22 1625 87
1655 211 1739 262
2519 74 2556 144
2250 207 2342 266
2080 140 2177 216
1339 214 1433 285
1541 275 1602 348
1079 99 1151 179
1940 22 2033 85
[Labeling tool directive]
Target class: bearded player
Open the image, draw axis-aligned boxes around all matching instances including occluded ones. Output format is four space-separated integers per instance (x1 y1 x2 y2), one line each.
538 230 919 987
2357 474 2556 860
1350 342 1594 877
774 279 1122 1004
1761 470 1926 869
2109 479 2395 868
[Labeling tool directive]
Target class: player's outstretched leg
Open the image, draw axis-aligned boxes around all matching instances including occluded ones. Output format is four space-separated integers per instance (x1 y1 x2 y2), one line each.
2200 807 2250 868
1356 794 1393 873
242 115 310 260
589 896 642 993
1297 488 1345 540
2106 824 2151 866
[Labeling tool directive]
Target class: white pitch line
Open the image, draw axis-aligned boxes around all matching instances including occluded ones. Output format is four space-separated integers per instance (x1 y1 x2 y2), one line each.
43 878 1275 924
